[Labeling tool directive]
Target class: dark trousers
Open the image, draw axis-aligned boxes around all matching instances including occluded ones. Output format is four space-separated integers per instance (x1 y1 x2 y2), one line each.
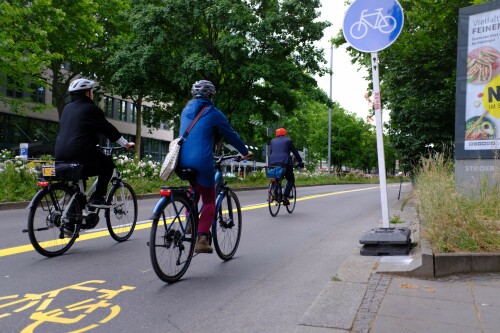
82 152 115 199
283 166 295 197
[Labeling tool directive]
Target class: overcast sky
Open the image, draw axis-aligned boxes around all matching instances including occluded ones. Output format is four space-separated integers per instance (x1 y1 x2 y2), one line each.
316 1 371 121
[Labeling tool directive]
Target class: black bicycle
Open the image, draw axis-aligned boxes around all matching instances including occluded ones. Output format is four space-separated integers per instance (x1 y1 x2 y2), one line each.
24 146 138 257
266 165 297 217
149 154 243 283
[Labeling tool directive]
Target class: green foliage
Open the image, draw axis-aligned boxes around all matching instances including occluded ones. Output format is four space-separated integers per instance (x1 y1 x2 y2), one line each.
1 0 130 117
109 0 331 142
0 159 38 202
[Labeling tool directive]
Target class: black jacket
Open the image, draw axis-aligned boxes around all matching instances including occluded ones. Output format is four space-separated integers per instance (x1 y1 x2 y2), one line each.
55 95 122 162
269 136 302 166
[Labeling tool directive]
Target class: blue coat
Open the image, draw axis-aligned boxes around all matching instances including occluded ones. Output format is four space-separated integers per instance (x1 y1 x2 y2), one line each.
178 98 248 187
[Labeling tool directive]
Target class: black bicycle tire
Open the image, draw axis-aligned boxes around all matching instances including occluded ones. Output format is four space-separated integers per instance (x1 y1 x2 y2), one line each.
27 185 81 257
150 194 197 283
213 189 242 261
268 182 280 217
105 181 138 242
285 185 297 214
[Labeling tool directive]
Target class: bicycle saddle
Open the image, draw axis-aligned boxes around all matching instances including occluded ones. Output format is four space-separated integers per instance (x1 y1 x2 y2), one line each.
53 162 84 181
175 168 198 184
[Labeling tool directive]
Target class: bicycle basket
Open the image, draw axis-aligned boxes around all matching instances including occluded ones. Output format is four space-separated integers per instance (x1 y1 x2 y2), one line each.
266 167 283 179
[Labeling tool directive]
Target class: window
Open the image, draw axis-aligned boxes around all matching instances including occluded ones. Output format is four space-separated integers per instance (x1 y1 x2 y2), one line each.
130 103 137 123
104 96 115 118
30 85 45 104
119 100 127 121
6 77 24 99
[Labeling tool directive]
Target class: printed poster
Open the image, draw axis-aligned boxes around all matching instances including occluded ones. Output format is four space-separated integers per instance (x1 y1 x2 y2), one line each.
464 8 500 150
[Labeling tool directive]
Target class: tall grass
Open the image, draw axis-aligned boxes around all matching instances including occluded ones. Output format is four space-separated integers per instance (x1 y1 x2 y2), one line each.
414 153 500 253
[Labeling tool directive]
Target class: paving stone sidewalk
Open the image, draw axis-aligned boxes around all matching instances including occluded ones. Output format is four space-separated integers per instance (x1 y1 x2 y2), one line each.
295 186 500 333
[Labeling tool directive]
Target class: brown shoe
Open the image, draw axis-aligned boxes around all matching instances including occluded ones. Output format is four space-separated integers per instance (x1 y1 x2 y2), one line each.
195 234 213 253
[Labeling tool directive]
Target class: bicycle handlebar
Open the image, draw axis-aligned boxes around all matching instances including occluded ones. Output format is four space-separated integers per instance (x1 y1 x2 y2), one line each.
97 145 128 156
214 154 246 164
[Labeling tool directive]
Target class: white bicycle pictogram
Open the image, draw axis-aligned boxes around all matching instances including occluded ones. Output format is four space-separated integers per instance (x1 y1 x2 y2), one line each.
350 8 397 40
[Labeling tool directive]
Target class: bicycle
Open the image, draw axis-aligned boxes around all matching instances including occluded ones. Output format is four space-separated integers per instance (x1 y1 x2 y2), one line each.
266 165 297 217
149 154 243 283
349 8 397 39
24 146 138 257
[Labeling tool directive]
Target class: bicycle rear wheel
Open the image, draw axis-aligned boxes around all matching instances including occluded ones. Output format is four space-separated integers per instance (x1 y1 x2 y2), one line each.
150 195 196 283
105 181 137 242
267 182 281 217
213 189 242 260
285 184 296 214
27 185 81 257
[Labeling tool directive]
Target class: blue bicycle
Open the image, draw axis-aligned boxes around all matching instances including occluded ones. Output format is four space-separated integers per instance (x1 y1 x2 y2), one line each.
149 154 243 283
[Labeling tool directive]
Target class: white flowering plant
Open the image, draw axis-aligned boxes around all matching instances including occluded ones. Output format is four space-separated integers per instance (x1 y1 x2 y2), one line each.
113 154 161 179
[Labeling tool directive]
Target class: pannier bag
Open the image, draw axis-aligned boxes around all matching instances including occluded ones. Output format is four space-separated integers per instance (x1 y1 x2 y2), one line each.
266 167 283 179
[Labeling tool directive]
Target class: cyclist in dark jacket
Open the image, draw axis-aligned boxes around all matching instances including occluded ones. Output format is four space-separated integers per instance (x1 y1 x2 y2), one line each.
269 128 304 205
178 80 252 253
55 78 134 207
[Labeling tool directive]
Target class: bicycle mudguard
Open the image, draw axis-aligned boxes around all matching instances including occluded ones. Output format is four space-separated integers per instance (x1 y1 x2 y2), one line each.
150 196 170 220
27 188 47 209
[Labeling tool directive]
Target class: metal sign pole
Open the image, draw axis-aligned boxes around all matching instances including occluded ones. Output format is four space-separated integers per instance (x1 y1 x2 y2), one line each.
371 52 389 228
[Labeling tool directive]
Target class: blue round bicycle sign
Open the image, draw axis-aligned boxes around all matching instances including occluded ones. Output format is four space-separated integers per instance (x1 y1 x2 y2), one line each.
343 0 404 53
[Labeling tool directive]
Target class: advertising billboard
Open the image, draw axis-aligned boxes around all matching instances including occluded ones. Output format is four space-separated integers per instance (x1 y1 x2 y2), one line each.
456 0 500 159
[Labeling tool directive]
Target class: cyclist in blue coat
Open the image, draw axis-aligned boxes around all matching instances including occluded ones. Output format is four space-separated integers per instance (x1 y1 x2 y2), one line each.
178 80 252 253
269 128 304 205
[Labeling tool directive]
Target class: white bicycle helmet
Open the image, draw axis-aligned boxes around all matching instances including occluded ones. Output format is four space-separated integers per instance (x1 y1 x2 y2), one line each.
68 78 96 92
191 80 216 98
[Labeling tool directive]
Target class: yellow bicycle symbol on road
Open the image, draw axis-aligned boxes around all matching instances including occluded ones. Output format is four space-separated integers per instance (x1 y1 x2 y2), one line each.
0 280 135 333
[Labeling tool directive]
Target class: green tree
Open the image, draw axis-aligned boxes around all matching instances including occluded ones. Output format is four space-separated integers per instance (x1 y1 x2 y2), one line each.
1 0 129 118
124 0 331 141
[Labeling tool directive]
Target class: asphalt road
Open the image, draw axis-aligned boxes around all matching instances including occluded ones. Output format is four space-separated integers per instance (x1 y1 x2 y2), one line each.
0 183 403 333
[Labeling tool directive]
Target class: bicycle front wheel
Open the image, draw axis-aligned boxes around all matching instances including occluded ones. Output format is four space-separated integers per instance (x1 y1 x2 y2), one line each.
285 185 296 214
213 189 242 261
105 181 137 242
268 182 281 217
150 195 196 283
27 185 81 257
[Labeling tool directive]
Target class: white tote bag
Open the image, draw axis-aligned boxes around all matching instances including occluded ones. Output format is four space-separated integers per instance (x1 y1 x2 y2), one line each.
159 137 182 181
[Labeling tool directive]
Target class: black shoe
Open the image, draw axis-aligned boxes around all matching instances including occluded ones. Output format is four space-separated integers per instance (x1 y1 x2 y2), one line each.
282 198 290 205
61 223 75 238
88 196 111 211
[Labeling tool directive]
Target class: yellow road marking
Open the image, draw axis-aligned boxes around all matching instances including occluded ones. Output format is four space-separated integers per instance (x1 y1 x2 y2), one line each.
1 186 380 257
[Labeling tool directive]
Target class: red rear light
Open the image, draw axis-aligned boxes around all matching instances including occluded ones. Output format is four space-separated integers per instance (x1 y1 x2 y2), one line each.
38 181 49 187
270 178 276 183
160 188 171 197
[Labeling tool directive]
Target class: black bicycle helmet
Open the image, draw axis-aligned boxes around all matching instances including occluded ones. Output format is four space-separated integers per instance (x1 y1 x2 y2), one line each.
191 80 216 98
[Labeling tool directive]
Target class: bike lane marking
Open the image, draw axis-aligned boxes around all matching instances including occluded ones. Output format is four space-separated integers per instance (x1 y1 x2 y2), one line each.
0 280 135 332
1 185 384 257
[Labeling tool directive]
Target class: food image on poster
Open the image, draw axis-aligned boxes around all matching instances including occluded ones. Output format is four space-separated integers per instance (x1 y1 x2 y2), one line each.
467 47 500 84
465 115 495 140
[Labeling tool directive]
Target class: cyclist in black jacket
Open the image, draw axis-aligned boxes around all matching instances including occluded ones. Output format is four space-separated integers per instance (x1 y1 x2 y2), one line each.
269 128 304 205
55 78 134 207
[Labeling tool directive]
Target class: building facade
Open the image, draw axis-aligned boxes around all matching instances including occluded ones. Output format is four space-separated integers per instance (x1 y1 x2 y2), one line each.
0 79 174 162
